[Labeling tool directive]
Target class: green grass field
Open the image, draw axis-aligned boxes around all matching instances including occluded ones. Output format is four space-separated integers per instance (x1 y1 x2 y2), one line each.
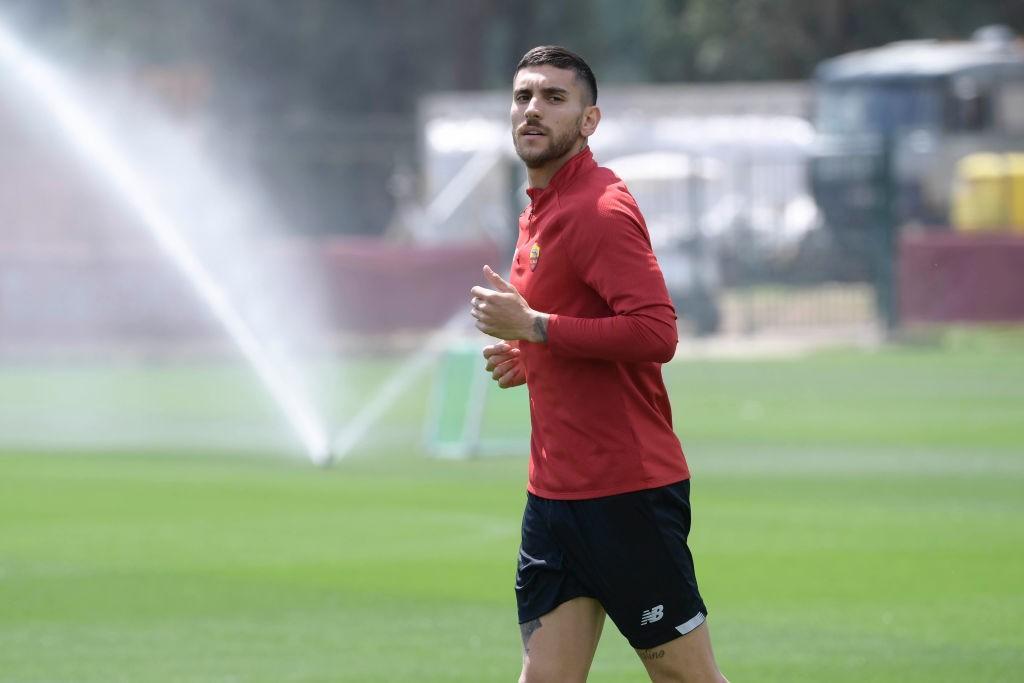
1 329 1022 682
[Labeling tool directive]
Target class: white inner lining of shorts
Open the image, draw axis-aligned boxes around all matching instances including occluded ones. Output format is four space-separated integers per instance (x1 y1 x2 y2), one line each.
675 611 706 636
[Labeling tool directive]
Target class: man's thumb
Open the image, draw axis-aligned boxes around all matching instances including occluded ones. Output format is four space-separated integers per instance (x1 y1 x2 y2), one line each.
483 265 515 292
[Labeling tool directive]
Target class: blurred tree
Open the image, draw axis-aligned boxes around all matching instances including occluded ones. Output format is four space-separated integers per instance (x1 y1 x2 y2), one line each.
2 0 1021 235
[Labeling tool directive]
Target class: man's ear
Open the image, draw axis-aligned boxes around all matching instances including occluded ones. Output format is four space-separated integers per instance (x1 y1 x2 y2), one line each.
581 105 601 138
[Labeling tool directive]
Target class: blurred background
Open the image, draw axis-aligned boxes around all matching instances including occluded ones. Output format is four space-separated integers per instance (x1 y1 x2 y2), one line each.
2 0 1023 457
1 2 1022 682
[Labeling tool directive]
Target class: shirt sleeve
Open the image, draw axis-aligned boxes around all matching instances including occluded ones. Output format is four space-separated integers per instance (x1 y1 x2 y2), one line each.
545 194 679 363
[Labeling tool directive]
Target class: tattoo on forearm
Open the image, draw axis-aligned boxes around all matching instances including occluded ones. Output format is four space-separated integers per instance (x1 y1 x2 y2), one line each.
520 618 542 653
638 648 666 661
533 315 548 343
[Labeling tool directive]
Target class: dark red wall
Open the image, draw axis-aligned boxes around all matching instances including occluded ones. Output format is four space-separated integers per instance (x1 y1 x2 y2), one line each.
899 232 1024 324
320 238 503 332
0 238 503 348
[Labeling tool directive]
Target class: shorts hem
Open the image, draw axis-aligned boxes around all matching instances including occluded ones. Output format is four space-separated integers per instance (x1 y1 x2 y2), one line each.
517 589 595 625
627 611 707 650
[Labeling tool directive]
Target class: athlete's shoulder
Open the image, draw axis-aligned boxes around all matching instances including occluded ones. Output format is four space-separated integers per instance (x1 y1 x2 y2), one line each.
567 165 644 241
565 164 638 217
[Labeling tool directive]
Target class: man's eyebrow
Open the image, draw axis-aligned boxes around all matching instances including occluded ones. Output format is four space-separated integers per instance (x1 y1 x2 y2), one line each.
540 86 569 97
513 85 571 97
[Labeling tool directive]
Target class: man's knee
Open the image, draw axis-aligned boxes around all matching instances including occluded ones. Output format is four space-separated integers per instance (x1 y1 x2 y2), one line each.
519 659 588 683
642 670 728 683
649 668 729 683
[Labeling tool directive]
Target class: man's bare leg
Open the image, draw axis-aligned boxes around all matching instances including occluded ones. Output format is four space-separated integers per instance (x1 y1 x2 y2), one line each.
635 621 728 683
519 597 605 683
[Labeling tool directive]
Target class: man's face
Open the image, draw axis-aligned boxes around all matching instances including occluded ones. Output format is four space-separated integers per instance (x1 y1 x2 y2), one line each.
511 65 595 169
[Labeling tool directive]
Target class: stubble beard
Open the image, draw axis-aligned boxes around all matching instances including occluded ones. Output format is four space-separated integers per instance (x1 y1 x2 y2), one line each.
514 119 583 169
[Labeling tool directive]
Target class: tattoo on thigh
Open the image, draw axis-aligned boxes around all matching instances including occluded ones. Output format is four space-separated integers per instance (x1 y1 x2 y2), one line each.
520 618 543 653
638 648 666 661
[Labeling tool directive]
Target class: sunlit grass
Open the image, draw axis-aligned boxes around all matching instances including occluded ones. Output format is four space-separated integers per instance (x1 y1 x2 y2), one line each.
0 329 1022 681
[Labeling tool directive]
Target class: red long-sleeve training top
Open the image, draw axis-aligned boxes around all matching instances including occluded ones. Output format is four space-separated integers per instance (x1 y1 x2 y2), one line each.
510 147 690 500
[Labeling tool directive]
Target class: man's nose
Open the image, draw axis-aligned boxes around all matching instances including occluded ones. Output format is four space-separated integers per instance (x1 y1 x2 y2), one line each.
525 97 542 118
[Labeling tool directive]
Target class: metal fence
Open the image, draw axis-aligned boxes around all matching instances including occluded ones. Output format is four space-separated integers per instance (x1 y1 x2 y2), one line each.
612 149 885 338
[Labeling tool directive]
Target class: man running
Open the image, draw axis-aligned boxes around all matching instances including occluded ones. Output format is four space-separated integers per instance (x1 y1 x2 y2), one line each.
470 45 729 683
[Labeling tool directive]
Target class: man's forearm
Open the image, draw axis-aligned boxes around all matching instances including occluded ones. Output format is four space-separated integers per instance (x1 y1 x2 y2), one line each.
544 309 678 363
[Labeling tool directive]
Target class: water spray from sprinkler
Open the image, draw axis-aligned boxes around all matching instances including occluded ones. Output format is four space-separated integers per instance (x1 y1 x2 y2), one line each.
0 16 331 464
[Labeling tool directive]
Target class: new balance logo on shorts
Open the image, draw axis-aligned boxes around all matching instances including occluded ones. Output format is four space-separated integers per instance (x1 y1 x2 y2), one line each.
640 604 664 626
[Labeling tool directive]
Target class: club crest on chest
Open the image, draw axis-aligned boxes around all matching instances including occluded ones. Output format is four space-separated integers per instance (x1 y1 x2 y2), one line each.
529 243 541 271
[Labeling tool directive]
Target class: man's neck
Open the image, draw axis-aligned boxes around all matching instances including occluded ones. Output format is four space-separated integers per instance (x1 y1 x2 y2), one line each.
527 140 588 190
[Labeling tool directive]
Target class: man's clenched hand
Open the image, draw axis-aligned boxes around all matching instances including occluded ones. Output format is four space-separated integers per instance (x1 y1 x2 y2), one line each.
470 265 548 343
482 341 526 388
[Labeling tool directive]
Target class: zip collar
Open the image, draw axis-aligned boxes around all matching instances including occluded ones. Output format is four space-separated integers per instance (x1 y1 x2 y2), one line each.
525 146 596 207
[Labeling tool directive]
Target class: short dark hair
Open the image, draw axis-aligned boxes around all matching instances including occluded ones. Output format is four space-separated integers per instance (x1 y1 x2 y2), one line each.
515 45 597 106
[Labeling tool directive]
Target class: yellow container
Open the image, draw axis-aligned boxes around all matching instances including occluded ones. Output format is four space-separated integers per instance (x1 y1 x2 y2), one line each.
952 153 1008 232
1007 153 1024 234
952 152 1024 233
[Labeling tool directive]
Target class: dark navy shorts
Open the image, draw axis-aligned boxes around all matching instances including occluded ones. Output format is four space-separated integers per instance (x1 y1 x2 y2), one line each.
515 479 708 650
